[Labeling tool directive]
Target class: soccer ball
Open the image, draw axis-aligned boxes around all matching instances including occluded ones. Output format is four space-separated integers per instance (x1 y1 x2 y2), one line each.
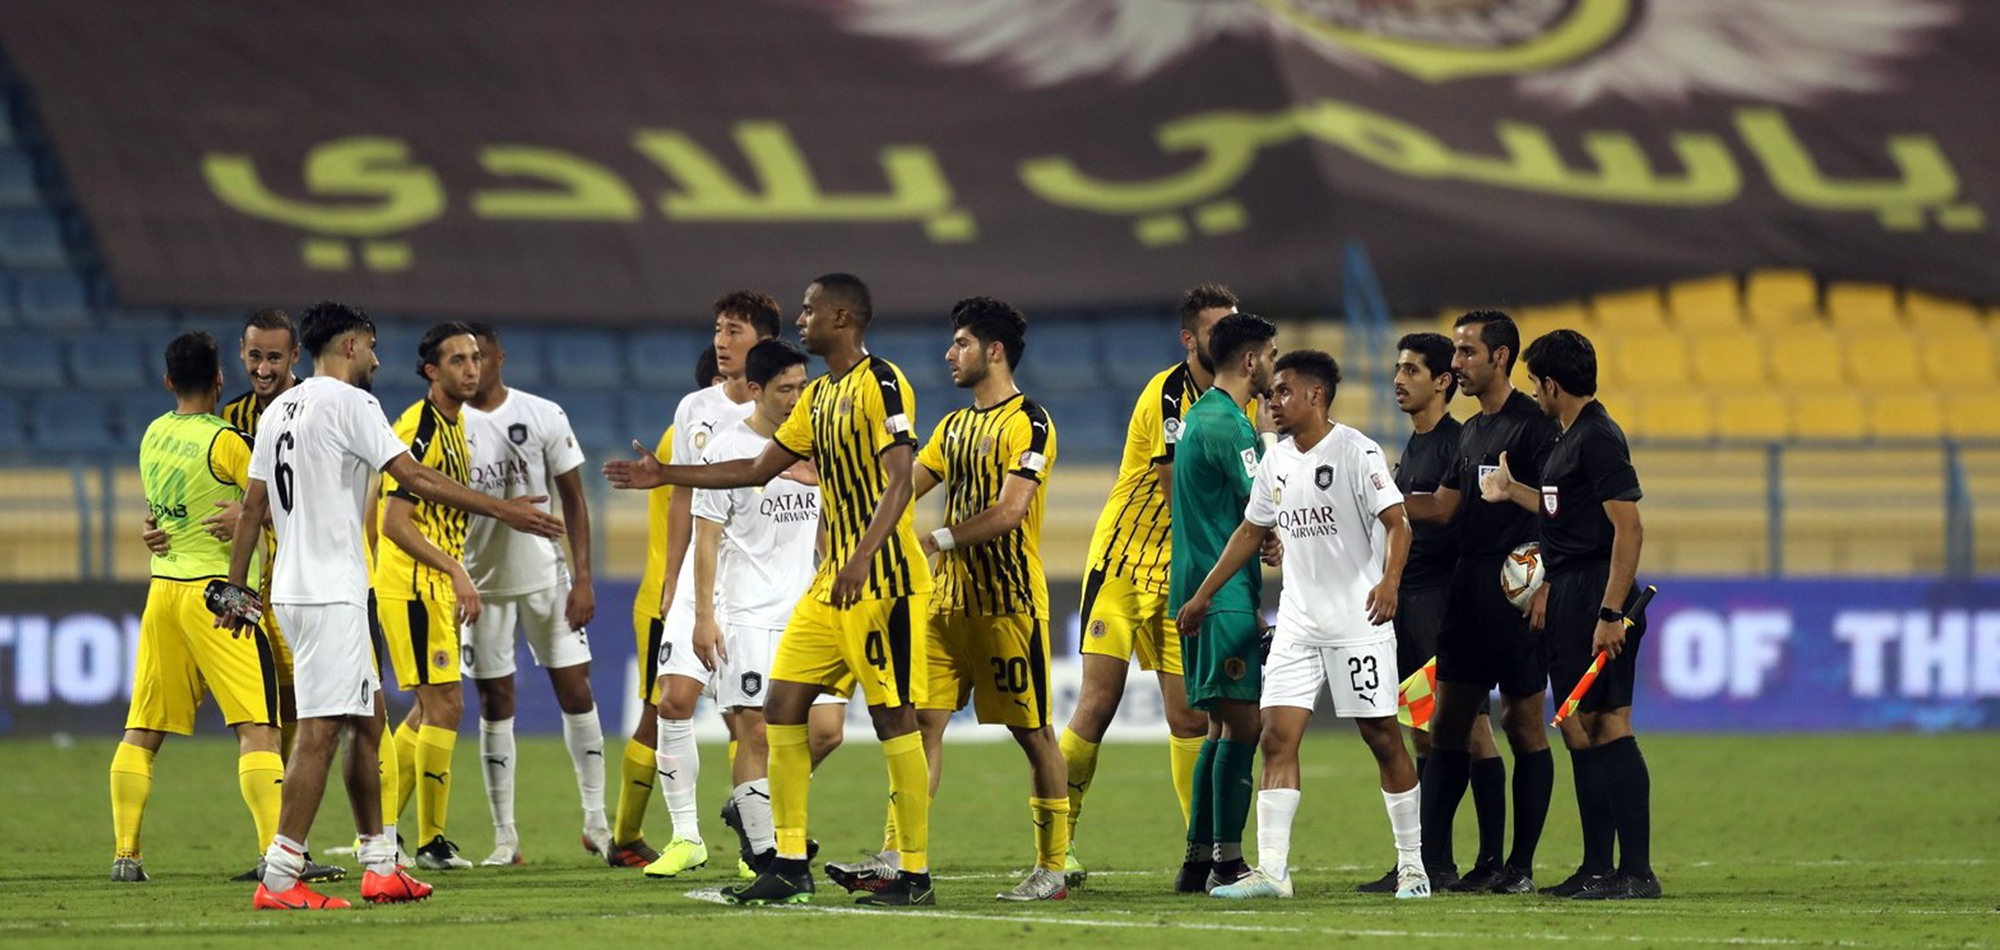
1500 542 1543 611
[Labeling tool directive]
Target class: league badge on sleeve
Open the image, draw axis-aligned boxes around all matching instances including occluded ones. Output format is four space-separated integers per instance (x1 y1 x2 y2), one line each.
1542 485 1560 517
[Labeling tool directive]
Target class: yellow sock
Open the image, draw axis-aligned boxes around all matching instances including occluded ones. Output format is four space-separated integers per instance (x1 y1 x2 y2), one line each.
279 720 297 762
1058 728 1099 838
237 751 285 854
613 739 654 845
728 739 738 772
882 800 898 853
881 731 930 874
768 723 812 858
109 742 154 856
376 720 401 833
392 722 421 821
1030 796 1070 872
414 725 456 842
1169 734 1205 829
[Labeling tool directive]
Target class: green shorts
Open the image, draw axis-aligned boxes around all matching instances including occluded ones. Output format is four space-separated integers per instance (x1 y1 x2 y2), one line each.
1181 610 1263 709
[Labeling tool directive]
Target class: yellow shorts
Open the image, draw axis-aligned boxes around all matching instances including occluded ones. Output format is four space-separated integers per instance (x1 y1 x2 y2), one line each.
1078 568 1182 675
634 606 666 705
126 578 279 733
923 612 1052 729
376 595 461 690
772 593 930 708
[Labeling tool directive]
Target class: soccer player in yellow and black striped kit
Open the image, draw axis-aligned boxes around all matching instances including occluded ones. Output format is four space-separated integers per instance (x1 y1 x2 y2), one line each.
1059 283 1245 885
375 322 482 871
110 331 285 883
607 273 935 907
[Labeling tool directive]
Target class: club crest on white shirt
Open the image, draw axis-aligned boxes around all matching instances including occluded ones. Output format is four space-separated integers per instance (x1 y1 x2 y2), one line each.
1315 464 1333 490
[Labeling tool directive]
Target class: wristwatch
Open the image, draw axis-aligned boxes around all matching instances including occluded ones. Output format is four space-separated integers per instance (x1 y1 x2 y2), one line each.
1599 606 1625 624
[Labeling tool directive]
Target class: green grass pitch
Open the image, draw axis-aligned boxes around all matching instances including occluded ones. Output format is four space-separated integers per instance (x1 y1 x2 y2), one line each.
3 732 1994 947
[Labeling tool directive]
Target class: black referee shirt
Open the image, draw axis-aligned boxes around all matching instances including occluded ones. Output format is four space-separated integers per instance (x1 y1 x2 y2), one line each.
1394 414 1463 588
1440 390 1558 559
1537 400 1642 574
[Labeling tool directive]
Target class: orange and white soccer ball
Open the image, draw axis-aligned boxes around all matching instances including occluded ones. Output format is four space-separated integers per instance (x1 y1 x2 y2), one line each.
1501 542 1543 611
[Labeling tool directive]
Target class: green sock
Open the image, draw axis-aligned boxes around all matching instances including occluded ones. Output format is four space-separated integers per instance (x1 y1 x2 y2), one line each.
1213 739 1257 848
1185 738 1218 850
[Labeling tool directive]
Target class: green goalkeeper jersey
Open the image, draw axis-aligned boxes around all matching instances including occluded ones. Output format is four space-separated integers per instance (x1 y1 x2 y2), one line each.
1167 387 1263 618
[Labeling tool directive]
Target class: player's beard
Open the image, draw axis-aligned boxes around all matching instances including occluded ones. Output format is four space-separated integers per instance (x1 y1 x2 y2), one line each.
354 365 375 392
953 357 986 390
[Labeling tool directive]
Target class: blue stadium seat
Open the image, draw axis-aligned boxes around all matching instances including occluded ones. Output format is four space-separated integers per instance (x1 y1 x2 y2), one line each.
1042 395 1123 464
0 395 26 451
117 390 168 440
0 148 37 209
1022 321 1101 394
102 307 179 331
30 393 119 452
1097 315 1184 390
0 330 64 388
13 271 92 329
627 330 708 390
622 389 679 445
371 382 424 422
867 326 953 398
491 327 547 390
547 330 623 388
68 336 152 391
0 211 67 269
558 392 622 451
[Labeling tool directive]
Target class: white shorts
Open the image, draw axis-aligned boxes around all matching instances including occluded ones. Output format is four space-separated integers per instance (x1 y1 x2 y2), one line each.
461 582 593 679
1261 634 1398 718
712 622 850 709
655 594 712 688
275 602 380 720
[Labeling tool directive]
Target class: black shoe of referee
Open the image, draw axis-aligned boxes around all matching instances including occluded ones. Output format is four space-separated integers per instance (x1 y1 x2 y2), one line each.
1540 867 1608 898
1486 865 1535 894
1174 858 1214 894
1355 867 1397 893
1572 870 1662 900
1205 858 1252 893
1445 859 1503 892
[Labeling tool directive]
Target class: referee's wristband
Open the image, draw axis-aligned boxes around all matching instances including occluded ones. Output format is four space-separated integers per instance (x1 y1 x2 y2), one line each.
931 527 957 552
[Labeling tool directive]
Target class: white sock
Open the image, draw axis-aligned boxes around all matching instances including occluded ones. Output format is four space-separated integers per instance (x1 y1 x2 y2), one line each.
262 834 308 892
358 833 398 876
1257 788 1301 880
1383 784 1423 865
561 707 608 830
655 715 702 843
480 717 517 838
383 822 398 851
734 779 775 854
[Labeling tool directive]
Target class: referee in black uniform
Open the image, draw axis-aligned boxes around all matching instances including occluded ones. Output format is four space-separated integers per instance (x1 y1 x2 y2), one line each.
1402 311 1559 895
1481 329 1658 900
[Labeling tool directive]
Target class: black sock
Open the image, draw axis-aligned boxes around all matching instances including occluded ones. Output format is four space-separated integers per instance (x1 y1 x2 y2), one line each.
1419 749 1471 870
1600 736 1652 876
1569 746 1615 875
1506 748 1553 873
1470 755 1507 866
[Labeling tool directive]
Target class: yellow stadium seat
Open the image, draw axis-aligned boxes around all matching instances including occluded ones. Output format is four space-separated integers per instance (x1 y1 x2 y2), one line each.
1847 332 1923 390
1943 393 2000 439
1825 282 1902 331
1869 393 1944 439
1608 333 1691 389
1745 269 1818 330
1917 331 1996 385
1788 391 1868 439
1689 330 1766 387
1905 291 1982 334
1768 327 1845 388
1714 391 1790 440
1591 288 1669 333
1633 391 1713 440
1666 275 1743 330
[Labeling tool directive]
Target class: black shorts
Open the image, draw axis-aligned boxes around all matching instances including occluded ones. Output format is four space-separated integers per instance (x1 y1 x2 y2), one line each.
1436 556 1547 698
1546 560 1647 714
1396 581 1491 715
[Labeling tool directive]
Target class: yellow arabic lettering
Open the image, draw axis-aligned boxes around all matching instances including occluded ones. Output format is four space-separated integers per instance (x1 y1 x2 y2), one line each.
632 121 973 242
1019 111 1292 215
471 147 641 221
1734 107 1972 231
202 137 444 236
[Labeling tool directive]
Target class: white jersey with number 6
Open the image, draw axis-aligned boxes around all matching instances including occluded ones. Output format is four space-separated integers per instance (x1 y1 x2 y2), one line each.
1245 424 1404 648
247 376 408 608
690 419 819 630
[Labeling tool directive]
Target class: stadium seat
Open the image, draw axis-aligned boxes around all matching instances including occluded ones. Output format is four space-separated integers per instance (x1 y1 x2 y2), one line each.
0 147 37 208
558 392 622 450
1689 330 1765 388
622 388 678 444
547 330 623 389
1590 289 1668 333
14 271 93 329
1042 395 1122 463
1788 391 1867 439
1768 328 1845 388
1868 393 1944 439
1943 393 2000 439
1097 316 1184 390
626 330 706 391
1917 331 1993 385
0 331 64 388
0 210 66 269
1744 269 1818 330
1630 390 1712 440
0 395 24 451
1027 321 1104 393
29 393 119 452
492 327 548 390
117 390 168 440
1714 392 1790 440
1825 283 1901 331
1516 301 1589 340
371 382 424 419
1665 275 1743 330
67 336 152 390
1606 332 1690 389
1904 291 1982 334
1846 332 1922 390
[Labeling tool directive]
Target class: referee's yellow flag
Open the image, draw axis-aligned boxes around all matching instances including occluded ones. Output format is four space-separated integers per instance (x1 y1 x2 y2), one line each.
1397 657 1438 731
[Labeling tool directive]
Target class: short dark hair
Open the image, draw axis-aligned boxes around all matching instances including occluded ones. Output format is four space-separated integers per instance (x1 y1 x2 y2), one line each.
950 296 1027 369
164 331 220 396
714 290 783 339
1454 309 1521 373
1397 331 1458 401
298 301 375 357
416 321 477 380
1523 329 1598 397
465 321 499 346
1179 283 1238 332
745 339 809 389
243 309 296 347
1206 312 1277 372
1274 349 1340 405
695 345 720 390
811 272 873 326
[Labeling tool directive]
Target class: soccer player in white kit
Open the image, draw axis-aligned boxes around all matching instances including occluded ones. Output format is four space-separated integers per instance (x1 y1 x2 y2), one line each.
1175 350 1429 901
217 301 562 910
458 323 610 866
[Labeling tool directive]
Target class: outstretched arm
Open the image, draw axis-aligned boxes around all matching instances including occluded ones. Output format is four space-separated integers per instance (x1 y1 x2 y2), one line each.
1402 485 1464 524
604 439 795 491
1478 451 1539 512
384 453 564 538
